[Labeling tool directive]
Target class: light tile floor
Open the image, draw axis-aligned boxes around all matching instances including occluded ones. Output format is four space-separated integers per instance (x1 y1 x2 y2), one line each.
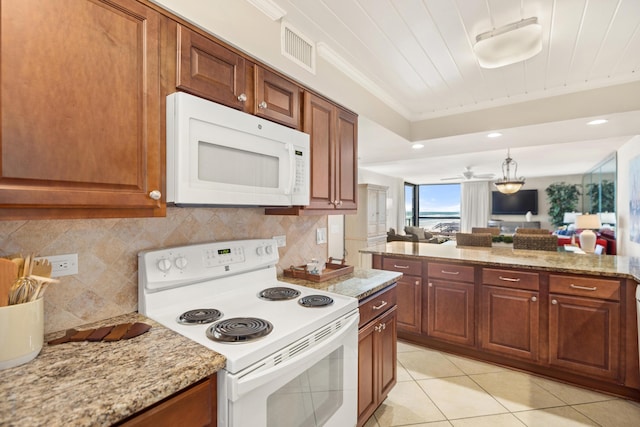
364 340 640 427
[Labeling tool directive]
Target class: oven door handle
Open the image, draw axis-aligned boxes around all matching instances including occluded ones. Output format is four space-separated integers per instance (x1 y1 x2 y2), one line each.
228 310 359 401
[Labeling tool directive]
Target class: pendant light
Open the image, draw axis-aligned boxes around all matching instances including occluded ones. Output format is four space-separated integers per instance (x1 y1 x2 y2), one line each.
494 149 525 194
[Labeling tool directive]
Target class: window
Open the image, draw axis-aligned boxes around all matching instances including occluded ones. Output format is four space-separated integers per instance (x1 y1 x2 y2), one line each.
405 183 417 226
417 184 460 235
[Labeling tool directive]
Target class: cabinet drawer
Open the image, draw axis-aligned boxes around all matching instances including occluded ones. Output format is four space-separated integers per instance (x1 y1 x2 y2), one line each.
383 258 422 276
428 263 474 283
482 268 540 291
359 285 397 327
549 275 620 301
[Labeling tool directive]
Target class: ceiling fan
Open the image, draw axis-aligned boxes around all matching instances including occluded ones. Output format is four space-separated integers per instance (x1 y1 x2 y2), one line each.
440 167 495 181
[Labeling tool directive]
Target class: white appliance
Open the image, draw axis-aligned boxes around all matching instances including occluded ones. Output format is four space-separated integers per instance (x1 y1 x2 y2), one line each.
138 239 359 427
166 92 310 207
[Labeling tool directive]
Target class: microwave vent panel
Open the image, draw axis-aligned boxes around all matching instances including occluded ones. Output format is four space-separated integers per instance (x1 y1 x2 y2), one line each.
281 21 316 74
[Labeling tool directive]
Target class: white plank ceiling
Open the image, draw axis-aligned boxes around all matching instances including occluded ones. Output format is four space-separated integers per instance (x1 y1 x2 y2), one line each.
250 0 640 183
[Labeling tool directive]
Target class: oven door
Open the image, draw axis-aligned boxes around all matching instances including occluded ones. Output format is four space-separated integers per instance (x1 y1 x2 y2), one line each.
219 310 359 427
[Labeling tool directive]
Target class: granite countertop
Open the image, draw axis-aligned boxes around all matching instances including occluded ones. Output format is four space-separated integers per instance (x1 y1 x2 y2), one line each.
0 312 226 427
361 242 640 282
279 268 402 300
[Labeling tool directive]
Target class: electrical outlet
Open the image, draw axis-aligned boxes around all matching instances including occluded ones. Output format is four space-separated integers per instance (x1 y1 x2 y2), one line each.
316 228 327 244
34 254 78 277
273 235 286 247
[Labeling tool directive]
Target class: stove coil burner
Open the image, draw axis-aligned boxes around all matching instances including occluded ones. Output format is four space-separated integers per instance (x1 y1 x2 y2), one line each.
298 295 334 308
177 309 223 325
258 287 301 301
207 317 273 343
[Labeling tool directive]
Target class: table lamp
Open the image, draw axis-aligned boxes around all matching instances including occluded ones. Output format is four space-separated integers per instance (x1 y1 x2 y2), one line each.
575 214 602 253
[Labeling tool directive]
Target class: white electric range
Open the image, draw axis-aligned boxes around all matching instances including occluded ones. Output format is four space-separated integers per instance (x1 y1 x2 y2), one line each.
138 239 359 427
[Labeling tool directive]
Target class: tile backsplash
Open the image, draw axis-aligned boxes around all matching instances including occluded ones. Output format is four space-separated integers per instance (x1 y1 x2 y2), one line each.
0 208 327 333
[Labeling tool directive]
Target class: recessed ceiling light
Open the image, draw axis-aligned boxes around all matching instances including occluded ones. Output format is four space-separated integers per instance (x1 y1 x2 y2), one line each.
487 132 502 138
412 143 424 149
587 119 608 125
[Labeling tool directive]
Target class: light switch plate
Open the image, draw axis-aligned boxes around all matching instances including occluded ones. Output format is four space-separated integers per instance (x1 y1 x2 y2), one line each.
316 228 327 244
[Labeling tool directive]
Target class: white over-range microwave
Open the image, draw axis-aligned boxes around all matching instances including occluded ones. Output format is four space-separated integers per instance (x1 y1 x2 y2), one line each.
166 92 310 207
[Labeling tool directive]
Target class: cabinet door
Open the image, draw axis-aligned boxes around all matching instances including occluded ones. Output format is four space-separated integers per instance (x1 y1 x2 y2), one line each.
378 307 398 399
303 93 335 210
254 66 301 129
176 24 247 110
120 376 216 426
481 286 539 361
357 306 397 427
396 275 422 334
376 188 387 235
426 280 475 346
549 294 620 380
357 319 378 426
335 108 358 210
0 0 163 219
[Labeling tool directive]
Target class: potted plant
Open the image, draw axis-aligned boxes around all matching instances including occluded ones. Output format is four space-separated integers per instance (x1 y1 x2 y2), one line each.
586 179 615 213
545 182 581 227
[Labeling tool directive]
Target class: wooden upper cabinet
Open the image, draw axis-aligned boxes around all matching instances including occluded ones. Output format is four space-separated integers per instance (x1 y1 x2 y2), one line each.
254 66 302 129
176 24 247 110
266 92 357 214
0 0 163 219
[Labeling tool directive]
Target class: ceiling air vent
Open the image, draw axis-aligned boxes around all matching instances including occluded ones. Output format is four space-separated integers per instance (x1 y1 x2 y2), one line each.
281 22 315 74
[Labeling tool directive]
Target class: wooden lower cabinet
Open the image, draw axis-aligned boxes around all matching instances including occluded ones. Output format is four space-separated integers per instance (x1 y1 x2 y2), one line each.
381 257 423 334
549 294 620 380
118 375 217 426
426 280 475 346
358 287 397 427
376 256 639 400
481 285 539 361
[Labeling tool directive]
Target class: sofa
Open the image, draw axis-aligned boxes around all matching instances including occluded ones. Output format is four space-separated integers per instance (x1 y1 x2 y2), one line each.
403 226 440 244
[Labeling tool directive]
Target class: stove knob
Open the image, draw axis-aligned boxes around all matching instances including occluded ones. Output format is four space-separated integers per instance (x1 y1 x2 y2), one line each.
174 256 188 270
256 246 264 256
265 245 274 255
157 258 172 273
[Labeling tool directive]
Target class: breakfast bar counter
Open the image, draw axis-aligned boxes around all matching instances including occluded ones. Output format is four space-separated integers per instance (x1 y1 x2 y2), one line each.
361 241 640 282
360 241 640 402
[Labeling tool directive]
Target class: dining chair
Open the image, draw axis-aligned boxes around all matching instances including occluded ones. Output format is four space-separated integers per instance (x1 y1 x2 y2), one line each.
471 227 501 236
455 233 492 247
513 234 558 251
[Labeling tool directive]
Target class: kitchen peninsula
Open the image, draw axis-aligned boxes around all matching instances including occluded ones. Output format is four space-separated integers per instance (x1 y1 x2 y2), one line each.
362 241 640 401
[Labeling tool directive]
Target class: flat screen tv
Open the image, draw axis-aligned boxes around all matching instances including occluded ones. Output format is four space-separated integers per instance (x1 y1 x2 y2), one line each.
491 189 538 215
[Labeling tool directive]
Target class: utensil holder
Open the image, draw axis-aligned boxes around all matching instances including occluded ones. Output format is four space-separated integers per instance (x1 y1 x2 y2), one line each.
0 297 44 370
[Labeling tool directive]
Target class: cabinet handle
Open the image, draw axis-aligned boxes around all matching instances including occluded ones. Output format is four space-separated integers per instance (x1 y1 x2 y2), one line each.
499 276 521 282
441 270 460 275
415 280 420 286
372 301 387 310
531 296 537 302
237 93 247 102
393 264 410 269
552 299 558 305
569 284 597 291
337 200 343 206
428 282 433 287
258 101 268 109
375 323 385 333
149 190 162 200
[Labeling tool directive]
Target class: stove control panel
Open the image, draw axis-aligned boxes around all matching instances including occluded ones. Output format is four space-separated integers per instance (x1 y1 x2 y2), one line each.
139 239 279 292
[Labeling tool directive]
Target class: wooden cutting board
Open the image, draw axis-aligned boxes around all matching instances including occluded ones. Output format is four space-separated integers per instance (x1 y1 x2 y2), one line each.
0 258 18 307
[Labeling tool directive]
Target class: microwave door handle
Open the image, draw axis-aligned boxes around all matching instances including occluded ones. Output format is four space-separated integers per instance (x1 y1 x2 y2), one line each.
285 143 294 195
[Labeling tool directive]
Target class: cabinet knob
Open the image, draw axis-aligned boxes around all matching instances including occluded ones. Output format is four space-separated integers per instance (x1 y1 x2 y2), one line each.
149 190 162 200
428 282 433 287
552 299 558 305
531 296 537 302
415 280 420 286
258 101 268 109
237 93 247 102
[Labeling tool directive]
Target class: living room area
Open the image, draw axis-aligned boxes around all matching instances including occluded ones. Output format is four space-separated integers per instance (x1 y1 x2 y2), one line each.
345 149 624 265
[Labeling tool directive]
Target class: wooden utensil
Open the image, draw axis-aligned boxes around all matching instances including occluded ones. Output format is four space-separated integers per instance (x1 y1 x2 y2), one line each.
31 258 52 278
0 258 19 307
